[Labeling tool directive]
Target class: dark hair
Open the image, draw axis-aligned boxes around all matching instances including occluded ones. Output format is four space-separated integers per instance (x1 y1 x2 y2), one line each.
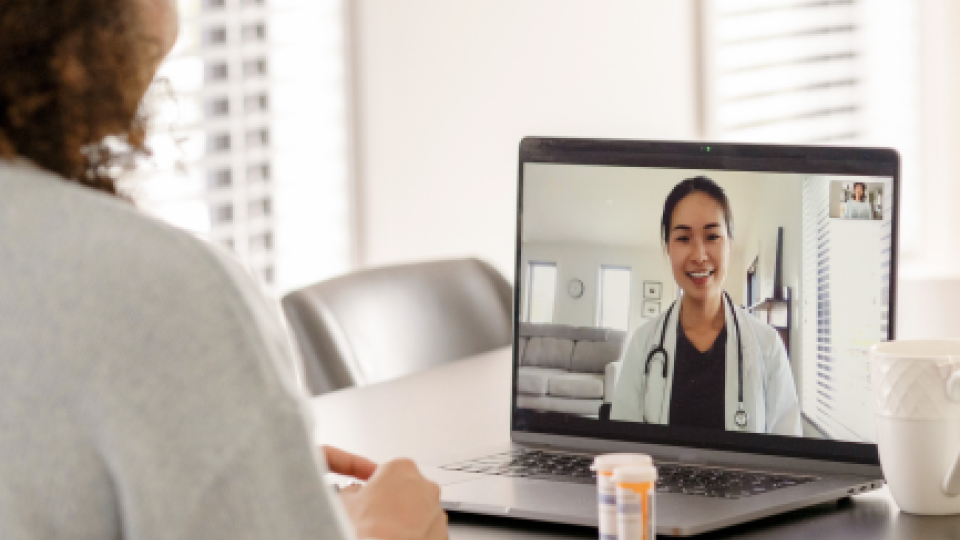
0 0 157 197
853 182 867 202
661 175 734 245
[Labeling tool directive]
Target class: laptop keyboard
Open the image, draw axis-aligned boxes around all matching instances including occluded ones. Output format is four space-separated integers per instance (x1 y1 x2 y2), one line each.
440 449 817 499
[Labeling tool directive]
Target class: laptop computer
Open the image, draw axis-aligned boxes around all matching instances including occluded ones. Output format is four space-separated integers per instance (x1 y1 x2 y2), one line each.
422 137 897 536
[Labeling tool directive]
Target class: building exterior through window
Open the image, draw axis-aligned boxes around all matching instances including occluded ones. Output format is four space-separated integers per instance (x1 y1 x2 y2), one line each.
129 0 352 296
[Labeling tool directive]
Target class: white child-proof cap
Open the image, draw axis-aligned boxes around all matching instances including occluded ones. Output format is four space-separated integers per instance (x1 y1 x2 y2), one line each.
591 453 653 473
612 464 658 483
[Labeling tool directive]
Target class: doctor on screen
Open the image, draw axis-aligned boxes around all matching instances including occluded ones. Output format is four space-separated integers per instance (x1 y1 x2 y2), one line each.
610 176 802 436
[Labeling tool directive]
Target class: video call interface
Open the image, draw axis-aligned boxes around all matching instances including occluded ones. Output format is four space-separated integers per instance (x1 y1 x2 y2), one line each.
516 163 893 444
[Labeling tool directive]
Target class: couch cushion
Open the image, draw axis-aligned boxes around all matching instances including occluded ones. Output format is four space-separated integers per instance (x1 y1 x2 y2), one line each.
517 367 565 396
522 336 573 370
547 372 605 399
516 394 602 416
606 330 626 348
571 338 625 373
568 326 608 342
519 323 571 339
518 322 539 338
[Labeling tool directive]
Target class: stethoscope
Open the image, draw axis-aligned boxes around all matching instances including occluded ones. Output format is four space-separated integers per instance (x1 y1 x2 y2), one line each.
641 291 749 430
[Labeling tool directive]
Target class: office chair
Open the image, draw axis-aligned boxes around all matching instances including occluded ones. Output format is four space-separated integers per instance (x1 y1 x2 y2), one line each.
282 258 513 395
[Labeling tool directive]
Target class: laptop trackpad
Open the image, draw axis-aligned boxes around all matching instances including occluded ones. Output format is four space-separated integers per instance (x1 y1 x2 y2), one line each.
442 476 596 522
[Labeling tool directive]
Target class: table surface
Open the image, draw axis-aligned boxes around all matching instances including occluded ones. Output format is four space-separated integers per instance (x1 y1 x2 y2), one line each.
310 348 960 539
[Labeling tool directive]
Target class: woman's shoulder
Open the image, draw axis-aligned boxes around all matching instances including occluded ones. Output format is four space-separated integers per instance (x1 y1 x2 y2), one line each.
2 160 232 285
624 313 665 351
628 314 661 338
734 305 780 343
1 160 273 347
2 160 298 393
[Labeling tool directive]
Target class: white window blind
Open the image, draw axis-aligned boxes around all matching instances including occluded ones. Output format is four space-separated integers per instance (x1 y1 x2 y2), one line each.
703 0 864 143
700 0 919 242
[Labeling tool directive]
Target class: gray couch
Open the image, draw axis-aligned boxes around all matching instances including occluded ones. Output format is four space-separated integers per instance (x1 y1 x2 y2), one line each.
515 323 626 416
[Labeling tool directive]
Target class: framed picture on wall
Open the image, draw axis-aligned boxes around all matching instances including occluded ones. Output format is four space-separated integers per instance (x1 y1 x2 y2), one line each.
643 301 661 318
643 281 662 300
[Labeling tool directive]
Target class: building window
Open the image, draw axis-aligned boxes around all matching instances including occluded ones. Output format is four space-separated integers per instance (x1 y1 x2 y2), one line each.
205 62 229 83
245 93 268 113
207 169 232 189
243 58 267 77
222 237 235 251
597 266 631 331
525 262 557 324
242 23 266 43
249 197 272 217
204 26 227 46
205 97 229 118
212 204 234 224
204 0 225 9
247 163 271 183
207 133 231 153
243 0 265 6
250 231 273 251
246 128 269 148
262 266 274 284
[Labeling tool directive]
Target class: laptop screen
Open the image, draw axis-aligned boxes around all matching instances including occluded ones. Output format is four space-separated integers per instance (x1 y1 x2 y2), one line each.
513 138 899 464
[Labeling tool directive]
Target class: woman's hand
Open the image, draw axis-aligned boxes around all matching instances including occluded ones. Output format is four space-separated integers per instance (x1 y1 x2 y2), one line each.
322 447 448 540
322 445 378 480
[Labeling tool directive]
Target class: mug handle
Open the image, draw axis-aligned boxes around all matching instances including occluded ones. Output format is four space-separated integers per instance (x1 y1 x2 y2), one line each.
942 370 960 497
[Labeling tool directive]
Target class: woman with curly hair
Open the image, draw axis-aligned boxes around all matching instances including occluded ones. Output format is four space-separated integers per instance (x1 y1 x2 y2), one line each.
0 2 446 539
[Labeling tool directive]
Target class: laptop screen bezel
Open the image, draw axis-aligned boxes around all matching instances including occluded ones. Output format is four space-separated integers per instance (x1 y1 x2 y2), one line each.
511 137 900 465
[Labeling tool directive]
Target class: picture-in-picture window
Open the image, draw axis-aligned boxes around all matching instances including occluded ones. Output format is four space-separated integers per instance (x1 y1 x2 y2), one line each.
829 180 884 220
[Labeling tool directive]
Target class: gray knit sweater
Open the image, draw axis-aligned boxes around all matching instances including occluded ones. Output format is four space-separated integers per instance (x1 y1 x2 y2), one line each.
0 161 354 540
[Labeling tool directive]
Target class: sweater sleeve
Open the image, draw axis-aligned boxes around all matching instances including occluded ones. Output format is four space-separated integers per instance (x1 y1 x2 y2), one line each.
169 401 356 540
88 231 357 540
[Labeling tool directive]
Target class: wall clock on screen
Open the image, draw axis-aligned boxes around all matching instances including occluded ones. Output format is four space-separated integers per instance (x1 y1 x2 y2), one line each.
567 278 584 299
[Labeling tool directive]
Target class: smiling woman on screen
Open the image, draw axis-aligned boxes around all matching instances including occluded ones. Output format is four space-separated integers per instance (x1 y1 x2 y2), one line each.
0 2 446 539
843 181 874 220
609 176 801 436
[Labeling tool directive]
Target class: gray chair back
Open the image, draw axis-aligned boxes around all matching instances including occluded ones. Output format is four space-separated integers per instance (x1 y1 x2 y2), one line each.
282 258 512 395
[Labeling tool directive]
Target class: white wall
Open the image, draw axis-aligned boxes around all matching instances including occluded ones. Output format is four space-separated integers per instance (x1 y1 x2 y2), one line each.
519 242 677 332
734 176 805 383
352 0 698 278
893 1 960 339
906 0 960 281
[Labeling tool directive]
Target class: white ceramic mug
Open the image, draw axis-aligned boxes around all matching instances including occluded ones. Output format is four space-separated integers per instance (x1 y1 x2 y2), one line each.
870 340 960 514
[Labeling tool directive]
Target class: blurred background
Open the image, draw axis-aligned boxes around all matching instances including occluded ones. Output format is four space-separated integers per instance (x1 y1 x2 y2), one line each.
127 0 960 338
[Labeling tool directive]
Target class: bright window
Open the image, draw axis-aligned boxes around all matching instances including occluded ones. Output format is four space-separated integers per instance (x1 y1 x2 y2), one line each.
598 266 631 331
526 262 557 323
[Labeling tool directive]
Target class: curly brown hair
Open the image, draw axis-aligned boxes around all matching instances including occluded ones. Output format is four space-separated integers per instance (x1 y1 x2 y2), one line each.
0 0 161 197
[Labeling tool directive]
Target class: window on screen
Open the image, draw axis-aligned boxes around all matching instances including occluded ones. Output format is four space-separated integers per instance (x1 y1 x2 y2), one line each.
598 266 631 331
526 262 557 324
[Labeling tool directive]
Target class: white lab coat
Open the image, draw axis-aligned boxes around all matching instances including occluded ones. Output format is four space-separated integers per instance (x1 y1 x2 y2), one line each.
610 298 802 436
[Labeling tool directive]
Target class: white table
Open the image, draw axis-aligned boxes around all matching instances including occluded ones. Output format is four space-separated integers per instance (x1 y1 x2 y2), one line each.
312 347 960 539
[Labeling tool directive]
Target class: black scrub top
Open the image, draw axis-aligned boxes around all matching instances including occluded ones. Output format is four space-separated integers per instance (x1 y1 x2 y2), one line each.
669 324 726 429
